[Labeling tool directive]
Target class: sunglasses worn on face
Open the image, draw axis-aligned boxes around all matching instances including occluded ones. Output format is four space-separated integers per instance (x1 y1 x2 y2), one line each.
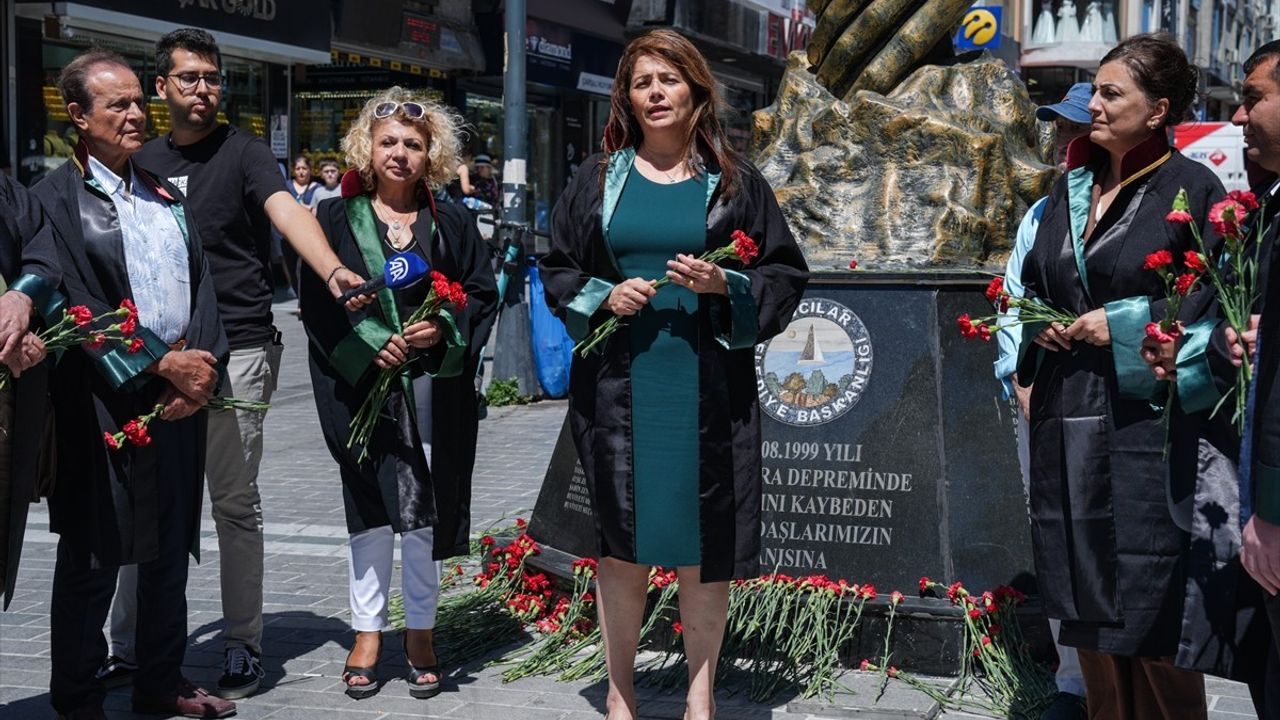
373 101 426 119
168 72 224 91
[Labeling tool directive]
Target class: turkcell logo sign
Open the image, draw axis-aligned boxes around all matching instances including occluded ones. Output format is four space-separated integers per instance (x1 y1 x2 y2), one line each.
955 6 1001 50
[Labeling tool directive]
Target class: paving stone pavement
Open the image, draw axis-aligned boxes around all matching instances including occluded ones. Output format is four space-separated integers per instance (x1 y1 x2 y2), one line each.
0 299 1259 719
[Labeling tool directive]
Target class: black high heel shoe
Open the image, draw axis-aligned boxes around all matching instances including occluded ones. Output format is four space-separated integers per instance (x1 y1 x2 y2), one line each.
342 631 382 700
402 631 442 699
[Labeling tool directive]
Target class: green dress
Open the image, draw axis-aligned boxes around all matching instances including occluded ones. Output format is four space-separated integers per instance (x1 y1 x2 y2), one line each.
608 166 705 566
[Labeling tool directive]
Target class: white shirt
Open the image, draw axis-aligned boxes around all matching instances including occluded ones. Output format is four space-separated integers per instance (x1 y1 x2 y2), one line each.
88 155 191 344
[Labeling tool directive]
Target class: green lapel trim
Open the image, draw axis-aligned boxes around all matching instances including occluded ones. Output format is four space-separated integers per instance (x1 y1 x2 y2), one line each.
169 203 189 244
1173 317 1221 414
602 147 635 243
705 166 721 210
346 195 404 331
329 316 395 386
1103 296 1155 400
1066 166 1094 303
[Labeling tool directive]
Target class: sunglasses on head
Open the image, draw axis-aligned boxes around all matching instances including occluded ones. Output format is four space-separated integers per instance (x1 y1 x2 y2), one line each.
373 101 426 119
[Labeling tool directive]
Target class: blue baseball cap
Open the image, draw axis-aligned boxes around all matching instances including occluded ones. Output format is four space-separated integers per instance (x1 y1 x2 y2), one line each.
1035 83 1094 124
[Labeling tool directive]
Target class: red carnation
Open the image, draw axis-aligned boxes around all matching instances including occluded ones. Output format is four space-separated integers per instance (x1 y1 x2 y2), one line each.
85 333 106 350
119 298 139 323
122 418 152 448
887 666 900 678
1183 250 1207 273
848 259 859 270
859 659 872 672
1175 272 1198 297
918 576 930 594
890 590 904 605
957 314 978 339
103 432 121 450
984 277 1004 304
731 230 759 265
1209 198 1247 238
977 323 992 342
1145 322 1180 344
1165 210 1194 224
119 315 138 337
126 336 145 354
672 621 684 635
981 635 992 646
1143 250 1174 270
69 305 93 326
1228 189 1260 212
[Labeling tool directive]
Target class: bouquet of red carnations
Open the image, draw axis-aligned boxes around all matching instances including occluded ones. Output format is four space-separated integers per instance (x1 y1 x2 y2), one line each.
956 277 1078 342
0 300 142 390
346 270 468 461
572 230 760 357
1164 188 1265 432
104 397 270 451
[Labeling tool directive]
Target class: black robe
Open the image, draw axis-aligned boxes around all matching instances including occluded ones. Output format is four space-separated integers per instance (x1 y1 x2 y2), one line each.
1244 182 1280 531
32 147 228 570
0 173 64 609
300 179 497 559
1018 134 1224 656
538 148 809 582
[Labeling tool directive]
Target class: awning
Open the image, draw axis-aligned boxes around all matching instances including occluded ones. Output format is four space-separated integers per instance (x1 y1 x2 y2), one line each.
1019 42 1117 71
15 1 332 65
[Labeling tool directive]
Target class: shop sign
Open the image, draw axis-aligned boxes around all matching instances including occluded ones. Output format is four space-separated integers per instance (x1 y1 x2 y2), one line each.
766 9 813 59
527 19 573 69
270 115 288 159
576 71 613 96
48 0 331 54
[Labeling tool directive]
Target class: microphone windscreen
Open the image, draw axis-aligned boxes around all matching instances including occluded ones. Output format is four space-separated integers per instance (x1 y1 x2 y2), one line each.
382 252 431 289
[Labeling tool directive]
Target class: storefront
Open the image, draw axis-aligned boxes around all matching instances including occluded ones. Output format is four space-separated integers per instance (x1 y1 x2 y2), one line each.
466 10 624 240
11 0 330 185
289 1 482 165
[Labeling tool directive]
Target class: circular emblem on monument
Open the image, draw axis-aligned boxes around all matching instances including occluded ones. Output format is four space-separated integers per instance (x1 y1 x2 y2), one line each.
754 298 873 427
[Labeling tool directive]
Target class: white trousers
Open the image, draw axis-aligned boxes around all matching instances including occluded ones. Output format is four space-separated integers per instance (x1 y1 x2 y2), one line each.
1019 411 1086 697
348 525 442 631
347 374 441 632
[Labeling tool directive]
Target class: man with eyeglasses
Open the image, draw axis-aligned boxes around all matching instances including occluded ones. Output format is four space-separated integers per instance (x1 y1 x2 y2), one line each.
95 28 367 700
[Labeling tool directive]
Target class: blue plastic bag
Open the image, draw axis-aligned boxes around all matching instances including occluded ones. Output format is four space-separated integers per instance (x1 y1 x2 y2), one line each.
528 261 573 398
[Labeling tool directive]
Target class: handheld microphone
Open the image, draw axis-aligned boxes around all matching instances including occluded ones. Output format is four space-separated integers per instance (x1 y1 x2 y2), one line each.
340 252 430 303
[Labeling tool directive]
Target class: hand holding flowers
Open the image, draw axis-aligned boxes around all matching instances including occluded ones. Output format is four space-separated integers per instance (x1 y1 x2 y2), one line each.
347 269 468 461
956 277 1078 344
575 230 760 357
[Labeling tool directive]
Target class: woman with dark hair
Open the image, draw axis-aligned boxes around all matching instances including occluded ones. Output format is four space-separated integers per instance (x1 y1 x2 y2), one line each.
1017 33 1223 717
539 28 808 720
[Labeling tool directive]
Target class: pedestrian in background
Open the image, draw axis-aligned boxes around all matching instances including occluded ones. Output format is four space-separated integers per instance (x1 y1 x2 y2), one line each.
33 48 231 720
299 87 497 701
993 82 1093 720
1016 33 1222 719
99 28 367 700
539 29 808 720
312 159 343 208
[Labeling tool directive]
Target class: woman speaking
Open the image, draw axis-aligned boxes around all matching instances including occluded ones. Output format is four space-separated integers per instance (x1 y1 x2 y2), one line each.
539 29 808 720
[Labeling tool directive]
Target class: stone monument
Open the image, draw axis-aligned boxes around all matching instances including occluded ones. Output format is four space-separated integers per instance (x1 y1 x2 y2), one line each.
527 0 1053 675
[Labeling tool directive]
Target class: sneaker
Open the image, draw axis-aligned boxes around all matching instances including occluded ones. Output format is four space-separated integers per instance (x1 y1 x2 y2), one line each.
133 678 236 718
93 654 137 687
216 646 264 699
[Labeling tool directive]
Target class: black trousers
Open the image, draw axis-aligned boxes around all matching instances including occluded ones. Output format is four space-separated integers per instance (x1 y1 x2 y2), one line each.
48 429 197 713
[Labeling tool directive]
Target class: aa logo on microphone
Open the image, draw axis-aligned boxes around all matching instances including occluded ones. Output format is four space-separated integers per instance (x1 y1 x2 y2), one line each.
388 255 411 284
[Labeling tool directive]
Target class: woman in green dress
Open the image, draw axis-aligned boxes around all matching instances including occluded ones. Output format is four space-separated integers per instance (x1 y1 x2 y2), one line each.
540 29 809 720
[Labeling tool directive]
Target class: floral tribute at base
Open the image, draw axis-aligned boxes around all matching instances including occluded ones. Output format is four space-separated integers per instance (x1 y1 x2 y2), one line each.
389 520 1057 715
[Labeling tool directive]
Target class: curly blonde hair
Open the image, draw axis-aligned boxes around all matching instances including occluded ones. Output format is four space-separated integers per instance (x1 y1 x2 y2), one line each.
340 87 465 192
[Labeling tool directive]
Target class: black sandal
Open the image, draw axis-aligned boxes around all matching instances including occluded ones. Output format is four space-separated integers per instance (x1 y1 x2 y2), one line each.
402 632 442 699
342 632 382 700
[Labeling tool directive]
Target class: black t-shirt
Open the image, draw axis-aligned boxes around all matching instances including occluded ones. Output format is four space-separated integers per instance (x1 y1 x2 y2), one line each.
135 124 285 348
